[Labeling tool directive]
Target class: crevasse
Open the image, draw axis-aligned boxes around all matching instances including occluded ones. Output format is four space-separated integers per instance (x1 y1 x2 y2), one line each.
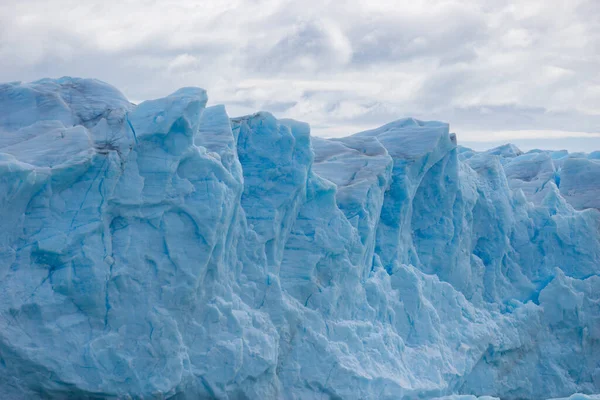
0 78 599 400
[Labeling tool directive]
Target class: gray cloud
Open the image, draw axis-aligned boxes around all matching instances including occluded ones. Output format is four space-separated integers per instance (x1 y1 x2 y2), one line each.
0 0 599 150
348 6 489 65
249 19 352 73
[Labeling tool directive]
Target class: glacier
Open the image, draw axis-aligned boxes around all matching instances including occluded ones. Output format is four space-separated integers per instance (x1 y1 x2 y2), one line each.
0 77 599 399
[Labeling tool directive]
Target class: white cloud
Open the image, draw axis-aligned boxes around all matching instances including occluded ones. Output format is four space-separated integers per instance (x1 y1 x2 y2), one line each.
0 0 599 150
459 129 600 142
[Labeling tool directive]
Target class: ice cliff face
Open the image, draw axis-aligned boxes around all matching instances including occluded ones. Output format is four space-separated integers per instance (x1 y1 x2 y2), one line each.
0 78 599 400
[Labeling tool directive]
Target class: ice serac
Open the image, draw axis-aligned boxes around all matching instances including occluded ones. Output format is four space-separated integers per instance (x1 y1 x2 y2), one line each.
351 118 455 272
311 135 392 280
0 78 599 400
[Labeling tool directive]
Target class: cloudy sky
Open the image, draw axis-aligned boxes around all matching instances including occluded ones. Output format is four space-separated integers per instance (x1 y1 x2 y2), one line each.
1 0 599 150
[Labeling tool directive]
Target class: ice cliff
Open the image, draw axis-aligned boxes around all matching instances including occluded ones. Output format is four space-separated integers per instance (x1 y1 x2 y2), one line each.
0 78 599 400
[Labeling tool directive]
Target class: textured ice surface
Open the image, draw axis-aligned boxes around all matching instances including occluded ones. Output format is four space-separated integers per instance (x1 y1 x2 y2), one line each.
0 78 599 399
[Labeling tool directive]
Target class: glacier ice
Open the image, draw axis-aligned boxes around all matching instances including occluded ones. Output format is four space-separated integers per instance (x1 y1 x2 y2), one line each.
0 77 599 399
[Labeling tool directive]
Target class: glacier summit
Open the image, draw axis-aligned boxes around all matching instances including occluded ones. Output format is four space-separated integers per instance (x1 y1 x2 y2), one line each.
0 77 599 399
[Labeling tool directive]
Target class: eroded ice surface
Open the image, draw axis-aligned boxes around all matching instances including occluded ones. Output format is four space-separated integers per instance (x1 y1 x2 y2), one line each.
0 78 599 399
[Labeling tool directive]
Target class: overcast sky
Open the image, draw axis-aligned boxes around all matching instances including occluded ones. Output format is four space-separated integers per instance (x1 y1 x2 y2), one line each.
1 0 599 151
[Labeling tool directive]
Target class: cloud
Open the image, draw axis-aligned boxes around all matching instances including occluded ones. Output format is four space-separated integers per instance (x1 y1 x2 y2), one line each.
250 19 353 73
348 3 489 65
0 0 599 151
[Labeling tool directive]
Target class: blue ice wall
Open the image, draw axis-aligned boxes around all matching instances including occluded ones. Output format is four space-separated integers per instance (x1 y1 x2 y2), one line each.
0 78 599 399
